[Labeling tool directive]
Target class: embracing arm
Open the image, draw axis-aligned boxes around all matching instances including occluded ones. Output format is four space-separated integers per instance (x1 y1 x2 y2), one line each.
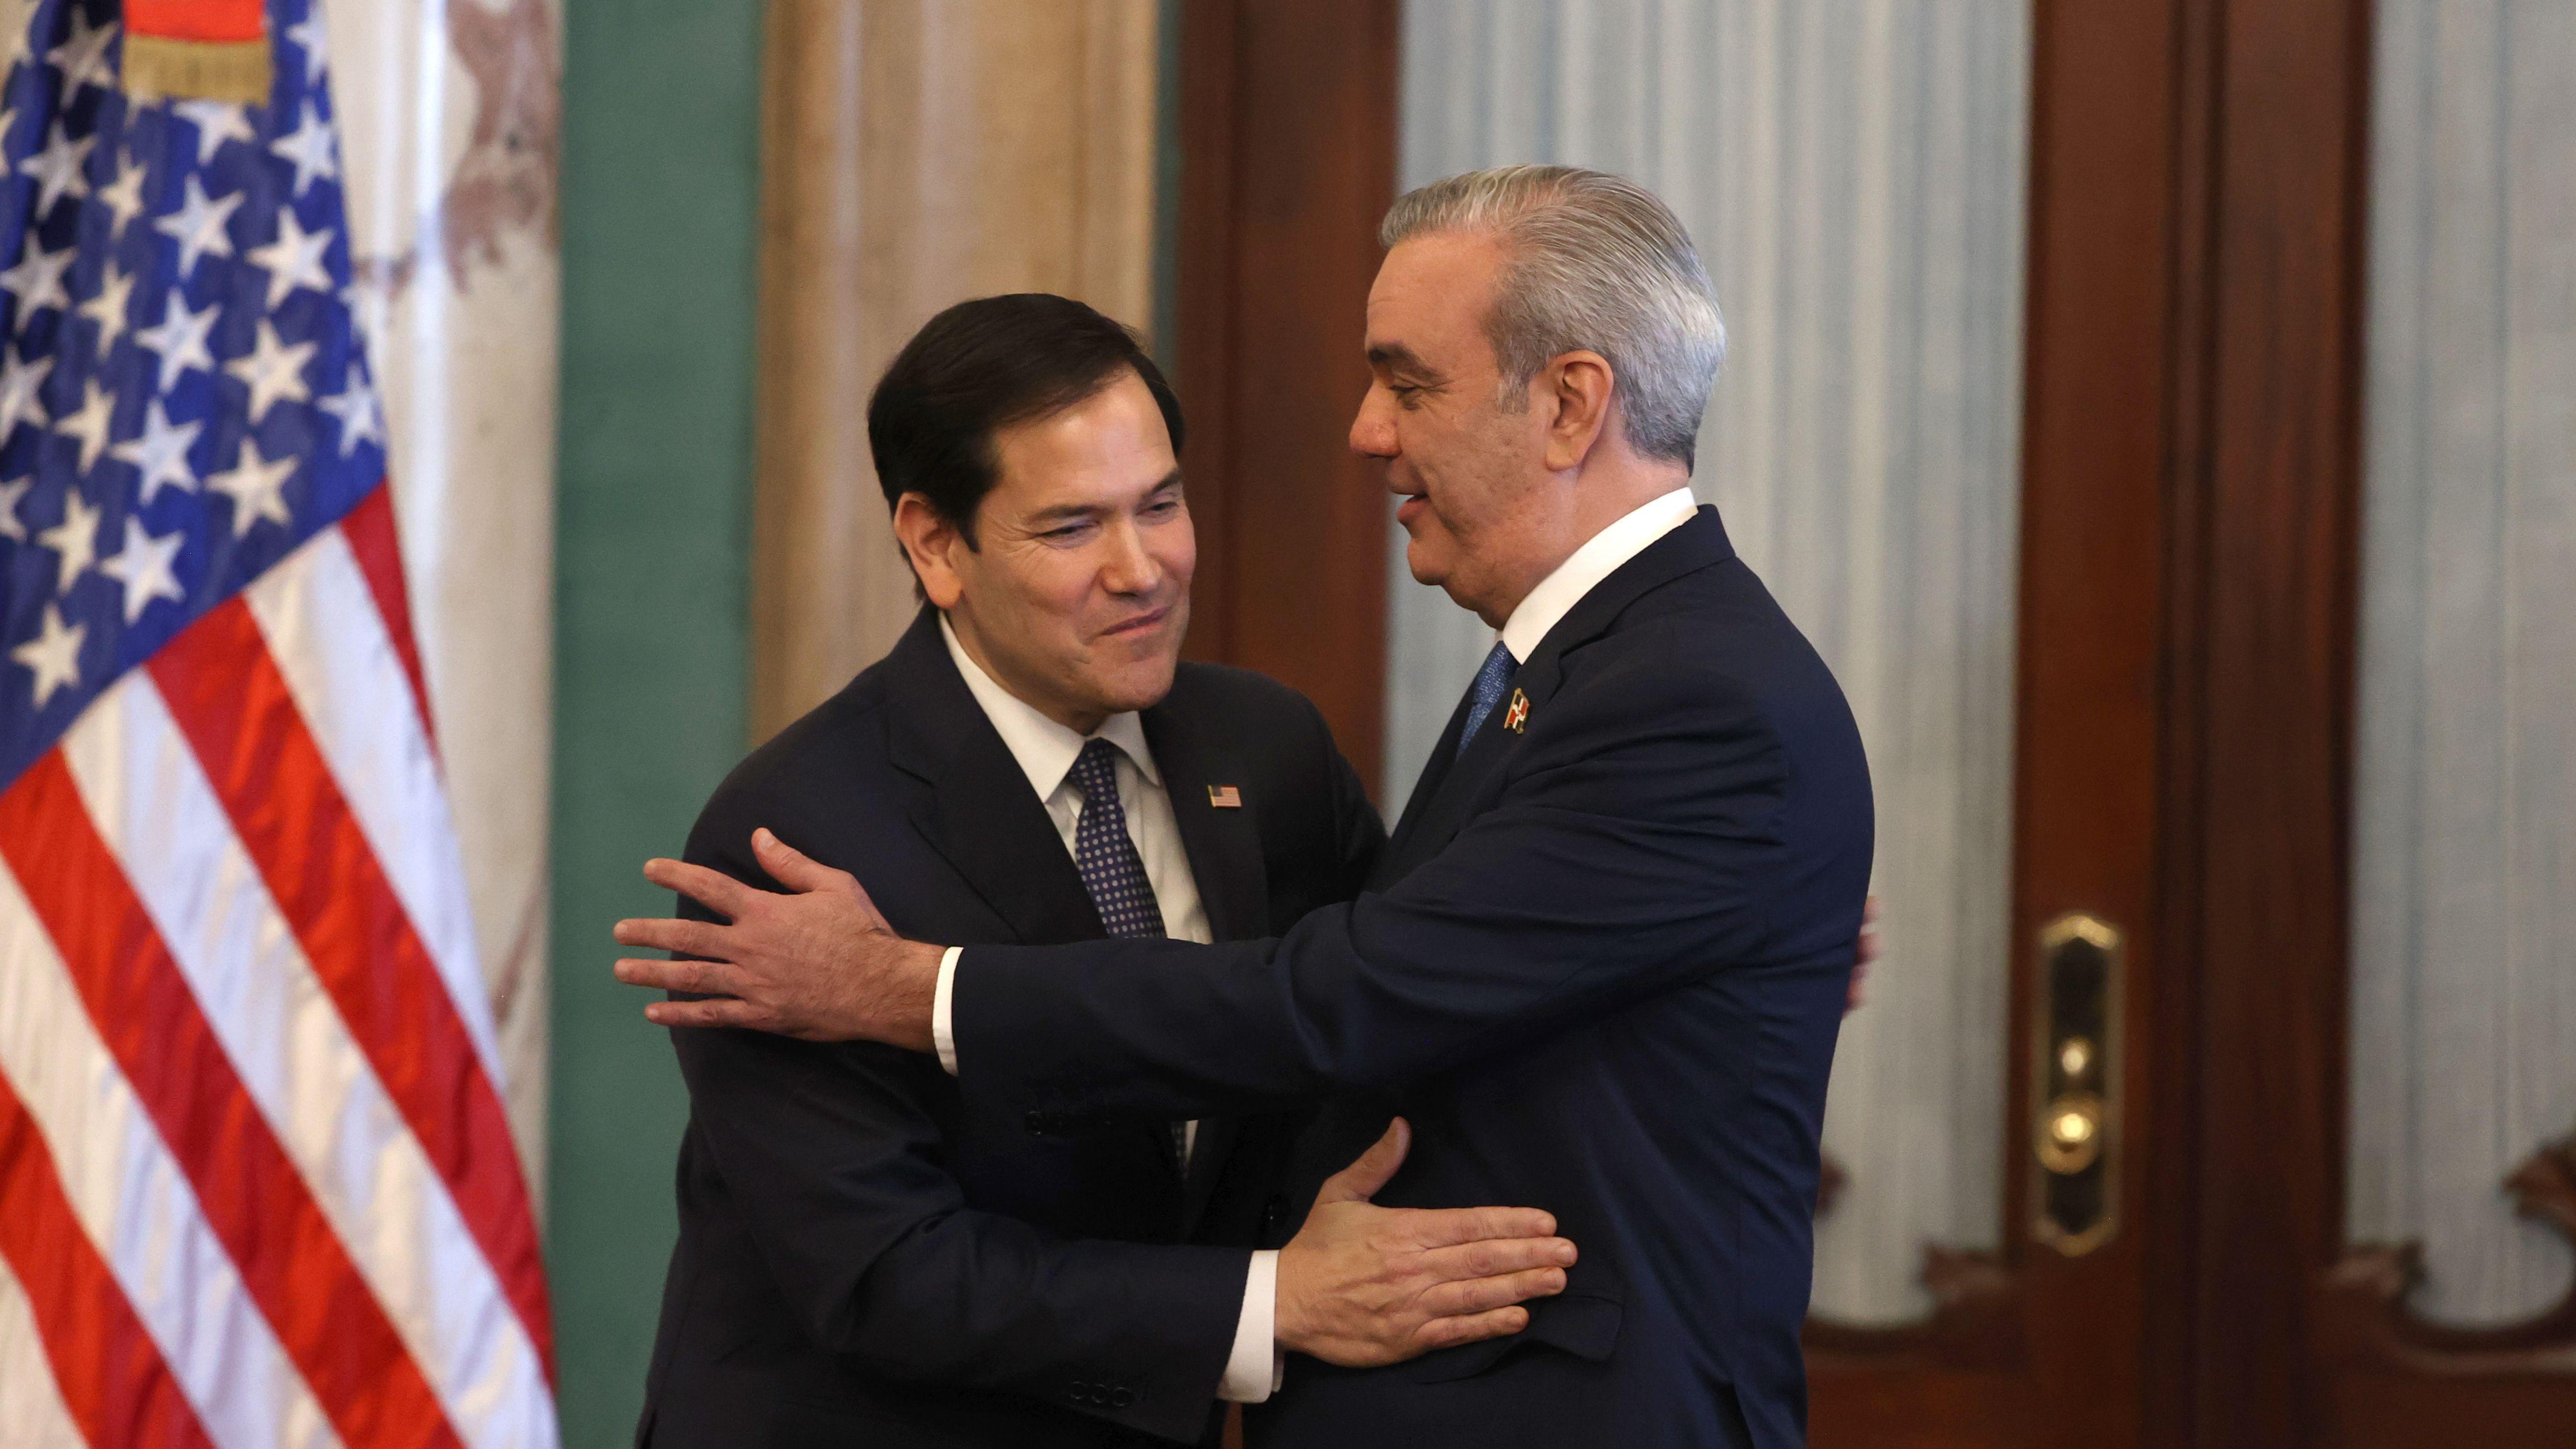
955 660 1802 1119
641 823 1574 1436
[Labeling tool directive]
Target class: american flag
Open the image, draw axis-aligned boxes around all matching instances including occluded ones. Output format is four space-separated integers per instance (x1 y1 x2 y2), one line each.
0 2 557 1447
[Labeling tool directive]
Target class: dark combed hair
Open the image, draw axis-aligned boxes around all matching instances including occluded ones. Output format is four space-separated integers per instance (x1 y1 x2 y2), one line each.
866 293 1184 546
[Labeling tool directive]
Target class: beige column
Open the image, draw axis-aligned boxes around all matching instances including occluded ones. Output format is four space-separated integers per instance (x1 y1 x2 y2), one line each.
333 0 564 1203
753 0 1161 741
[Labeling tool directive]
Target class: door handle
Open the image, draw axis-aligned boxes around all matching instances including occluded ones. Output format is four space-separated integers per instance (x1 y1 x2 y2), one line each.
2033 911 2122 1256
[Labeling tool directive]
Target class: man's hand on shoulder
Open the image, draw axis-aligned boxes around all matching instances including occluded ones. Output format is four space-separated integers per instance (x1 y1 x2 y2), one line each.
613 829 944 1050
1274 1119 1576 1367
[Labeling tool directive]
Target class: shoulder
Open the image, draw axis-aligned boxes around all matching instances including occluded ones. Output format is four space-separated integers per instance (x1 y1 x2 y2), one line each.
1161 659 1337 748
1543 561 1858 753
685 668 898 862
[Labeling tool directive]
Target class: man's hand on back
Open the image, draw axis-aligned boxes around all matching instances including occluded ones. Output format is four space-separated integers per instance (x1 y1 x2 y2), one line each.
1274 1119 1576 1367
613 830 943 1049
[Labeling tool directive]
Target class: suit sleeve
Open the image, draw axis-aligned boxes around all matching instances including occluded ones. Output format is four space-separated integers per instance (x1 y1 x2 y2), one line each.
954 657 1794 1117
669 832 1247 1443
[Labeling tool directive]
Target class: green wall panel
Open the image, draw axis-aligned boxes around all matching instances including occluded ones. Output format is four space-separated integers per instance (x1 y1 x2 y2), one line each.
550 2 763 1443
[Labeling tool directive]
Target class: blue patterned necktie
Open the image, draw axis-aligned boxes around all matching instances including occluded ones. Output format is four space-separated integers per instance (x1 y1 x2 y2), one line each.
1455 642 1520 757
1066 739 1167 939
1066 739 1191 1167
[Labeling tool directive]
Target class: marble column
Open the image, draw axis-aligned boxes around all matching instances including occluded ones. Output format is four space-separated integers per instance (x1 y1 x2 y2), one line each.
750 0 1161 741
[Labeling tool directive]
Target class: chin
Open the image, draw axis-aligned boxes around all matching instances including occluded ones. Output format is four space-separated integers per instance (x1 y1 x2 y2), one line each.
1404 534 1453 587
1088 653 1179 716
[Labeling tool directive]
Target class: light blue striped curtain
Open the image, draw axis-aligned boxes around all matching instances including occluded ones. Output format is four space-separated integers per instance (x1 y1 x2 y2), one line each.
1390 0 2033 1323
2347 0 2576 1326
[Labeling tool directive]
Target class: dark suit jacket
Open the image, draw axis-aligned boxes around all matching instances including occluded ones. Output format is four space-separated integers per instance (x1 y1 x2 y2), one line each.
638 608 1382 1448
954 509 1873 1449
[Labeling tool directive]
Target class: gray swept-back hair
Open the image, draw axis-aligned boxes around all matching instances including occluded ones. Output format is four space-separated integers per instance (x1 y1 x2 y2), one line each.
1380 164 1724 468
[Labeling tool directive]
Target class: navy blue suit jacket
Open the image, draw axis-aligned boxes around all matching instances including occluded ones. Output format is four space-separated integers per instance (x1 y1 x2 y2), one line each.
954 510 1873 1449
638 608 1382 1447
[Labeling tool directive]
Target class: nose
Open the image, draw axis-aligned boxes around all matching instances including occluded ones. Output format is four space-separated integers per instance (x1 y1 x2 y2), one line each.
1099 517 1161 597
1350 385 1398 460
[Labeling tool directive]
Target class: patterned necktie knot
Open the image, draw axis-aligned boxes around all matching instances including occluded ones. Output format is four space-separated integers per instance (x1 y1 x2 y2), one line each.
1456 642 1520 756
1068 737 1124 807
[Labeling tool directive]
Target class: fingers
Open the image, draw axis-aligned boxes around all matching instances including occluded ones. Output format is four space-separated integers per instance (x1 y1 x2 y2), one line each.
1313 1117 1410 1206
1411 1305 1529 1353
1415 1235 1577 1283
612 916 731 960
642 858 759 920
644 997 763 1031
1417 1266 1569 1319
1406 1203 1557 1248
750 828 851 894
613 956 740 996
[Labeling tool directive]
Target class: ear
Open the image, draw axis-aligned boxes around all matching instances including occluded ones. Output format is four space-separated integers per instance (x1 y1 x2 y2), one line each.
1540 349 1617 472
892 493 969 610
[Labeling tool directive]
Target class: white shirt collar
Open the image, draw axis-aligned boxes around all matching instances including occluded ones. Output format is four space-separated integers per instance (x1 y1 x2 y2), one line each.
940 613 1160 799
1497 487 1700 663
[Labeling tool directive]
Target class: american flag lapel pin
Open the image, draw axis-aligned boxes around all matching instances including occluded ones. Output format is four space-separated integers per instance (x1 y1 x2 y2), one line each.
1503 688 1530 733
1208 785 1243 809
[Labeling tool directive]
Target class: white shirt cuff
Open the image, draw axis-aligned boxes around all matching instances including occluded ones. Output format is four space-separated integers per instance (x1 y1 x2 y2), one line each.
933 945 962 1076
1218 1249 1284 1402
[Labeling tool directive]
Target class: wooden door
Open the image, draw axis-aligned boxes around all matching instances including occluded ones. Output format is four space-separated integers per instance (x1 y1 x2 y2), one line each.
1812 0 2576 1444
1800 3 2194 1441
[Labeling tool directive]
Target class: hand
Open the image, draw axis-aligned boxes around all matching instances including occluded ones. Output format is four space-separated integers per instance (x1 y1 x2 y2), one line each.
612 829 945 1049
1274 1119 1576 1367
1848 894 1880 1014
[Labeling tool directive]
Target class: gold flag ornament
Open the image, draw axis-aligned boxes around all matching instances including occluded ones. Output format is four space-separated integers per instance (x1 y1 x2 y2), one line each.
122 0 271 106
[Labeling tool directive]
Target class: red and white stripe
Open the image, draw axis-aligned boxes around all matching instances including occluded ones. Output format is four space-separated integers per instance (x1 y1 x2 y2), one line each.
0 493 557 1448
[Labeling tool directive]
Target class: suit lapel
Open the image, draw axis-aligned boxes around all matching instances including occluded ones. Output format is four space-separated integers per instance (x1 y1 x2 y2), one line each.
1138 697 1269 1229
882 609 1107 947
1379 508 1741 882
1139 702 1268 945
1380 676 1478 871
1382 701 1519 880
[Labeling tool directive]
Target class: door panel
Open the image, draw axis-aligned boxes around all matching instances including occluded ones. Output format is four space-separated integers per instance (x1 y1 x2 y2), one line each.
1810 1 2191 1441
2345 0 2576 1334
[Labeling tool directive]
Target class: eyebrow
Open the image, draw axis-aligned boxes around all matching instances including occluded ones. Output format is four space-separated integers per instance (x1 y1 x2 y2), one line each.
1021 470 1185 527
1366 342 1439 379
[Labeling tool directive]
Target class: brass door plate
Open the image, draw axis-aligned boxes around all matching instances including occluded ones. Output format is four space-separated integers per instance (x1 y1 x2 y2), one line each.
2033 911 2122 1256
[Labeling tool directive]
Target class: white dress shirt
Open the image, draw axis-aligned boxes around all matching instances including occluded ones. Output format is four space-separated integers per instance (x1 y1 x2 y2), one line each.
929 615 1280 1403
1498 487 1700 665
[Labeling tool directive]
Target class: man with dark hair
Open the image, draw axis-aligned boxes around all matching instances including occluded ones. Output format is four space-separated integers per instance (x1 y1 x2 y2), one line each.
634 293 1575 1448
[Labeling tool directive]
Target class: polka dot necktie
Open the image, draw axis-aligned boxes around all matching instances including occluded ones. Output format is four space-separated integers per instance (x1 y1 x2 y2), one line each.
1067 739 1167 940
1455 641 1520 757
1066 739 1191 1167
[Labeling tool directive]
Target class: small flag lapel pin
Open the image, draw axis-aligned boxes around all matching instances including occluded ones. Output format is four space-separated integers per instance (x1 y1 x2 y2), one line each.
1502 688 1531 733
1208 785 1243 809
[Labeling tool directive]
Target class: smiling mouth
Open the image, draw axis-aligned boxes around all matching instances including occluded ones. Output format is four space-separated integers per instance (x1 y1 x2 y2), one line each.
1099 607 1170 639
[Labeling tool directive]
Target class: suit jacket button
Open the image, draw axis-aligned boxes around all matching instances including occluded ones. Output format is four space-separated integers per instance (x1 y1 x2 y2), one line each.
1026 1110 1049 1136
1109 1386 1136 1408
